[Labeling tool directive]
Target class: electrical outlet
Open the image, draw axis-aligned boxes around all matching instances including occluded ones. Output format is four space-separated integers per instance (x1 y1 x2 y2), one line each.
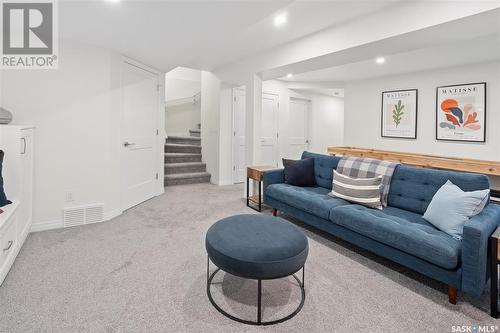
65 191 75 202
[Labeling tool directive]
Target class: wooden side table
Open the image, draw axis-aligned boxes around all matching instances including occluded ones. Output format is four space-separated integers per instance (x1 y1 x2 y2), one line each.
491 226 500 318
247 166 276 212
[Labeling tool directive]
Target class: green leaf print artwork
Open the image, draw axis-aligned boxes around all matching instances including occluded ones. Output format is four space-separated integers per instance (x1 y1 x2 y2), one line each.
392 100 405 127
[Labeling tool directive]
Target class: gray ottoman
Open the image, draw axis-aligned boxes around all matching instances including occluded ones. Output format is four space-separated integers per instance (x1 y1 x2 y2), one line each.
205 214 308 325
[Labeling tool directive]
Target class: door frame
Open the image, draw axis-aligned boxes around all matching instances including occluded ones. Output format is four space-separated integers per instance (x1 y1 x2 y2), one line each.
231 87 245 184
119 56 165 212
231 88 280 184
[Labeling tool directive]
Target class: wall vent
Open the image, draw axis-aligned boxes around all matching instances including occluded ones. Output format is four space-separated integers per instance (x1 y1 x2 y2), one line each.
63 204 104 227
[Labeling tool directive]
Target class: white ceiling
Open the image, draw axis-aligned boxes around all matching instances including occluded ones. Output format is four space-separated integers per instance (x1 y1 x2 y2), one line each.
59 0 397 72
270 8 500 85
165 67 201 82
281 33 500 83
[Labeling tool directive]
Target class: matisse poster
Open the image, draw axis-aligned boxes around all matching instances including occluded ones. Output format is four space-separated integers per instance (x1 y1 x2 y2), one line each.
436 82 486 142
381 89 418 139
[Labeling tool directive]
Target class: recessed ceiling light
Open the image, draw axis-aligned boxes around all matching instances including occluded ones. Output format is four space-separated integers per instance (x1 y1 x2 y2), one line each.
274 13 287 27
375 57 386 64
106 0 121 3
286 73 293 78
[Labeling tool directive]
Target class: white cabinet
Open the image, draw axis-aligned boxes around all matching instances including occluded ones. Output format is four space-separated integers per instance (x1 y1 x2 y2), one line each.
18 128 34 242
0 125 34 285
0 202 19 284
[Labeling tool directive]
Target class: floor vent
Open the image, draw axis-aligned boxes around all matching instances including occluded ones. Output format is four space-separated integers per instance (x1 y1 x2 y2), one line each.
63 204 104 227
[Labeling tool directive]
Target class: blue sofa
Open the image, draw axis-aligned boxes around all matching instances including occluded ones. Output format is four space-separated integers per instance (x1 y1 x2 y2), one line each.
263 151 500 303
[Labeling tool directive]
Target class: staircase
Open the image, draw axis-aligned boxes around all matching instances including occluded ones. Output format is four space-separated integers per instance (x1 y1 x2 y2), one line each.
164 130 211 186
189 128 200 137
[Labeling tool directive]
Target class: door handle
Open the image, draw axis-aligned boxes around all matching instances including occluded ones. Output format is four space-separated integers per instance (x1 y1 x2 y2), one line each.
305 140 310 144
123 142 136 147
3 240 13 252
21 138 27 154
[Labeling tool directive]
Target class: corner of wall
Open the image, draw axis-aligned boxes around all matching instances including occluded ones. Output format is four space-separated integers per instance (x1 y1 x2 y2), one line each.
200 71 222 185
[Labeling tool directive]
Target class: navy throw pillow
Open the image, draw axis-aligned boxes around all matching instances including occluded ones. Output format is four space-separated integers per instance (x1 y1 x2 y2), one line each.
282 157 316 187
0 150 12 207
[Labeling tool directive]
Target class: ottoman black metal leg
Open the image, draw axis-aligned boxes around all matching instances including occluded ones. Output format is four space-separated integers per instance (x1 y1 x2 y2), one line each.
246 177 249 207
207 257 306 326
302 265 306 290
257 279 262 324
207 255 210 284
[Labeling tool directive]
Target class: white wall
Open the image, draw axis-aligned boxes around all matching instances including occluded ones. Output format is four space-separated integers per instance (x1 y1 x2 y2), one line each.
165 98 200 137
262 80 344 160
164 68 201 137
344 61 500 188
200 71 221 185
0 70 3 107
165 75 201 136
214 80 345 185
199 77 344 186
165 77 200 102
219 87 233 185
1 40 165 230
309 93 344 154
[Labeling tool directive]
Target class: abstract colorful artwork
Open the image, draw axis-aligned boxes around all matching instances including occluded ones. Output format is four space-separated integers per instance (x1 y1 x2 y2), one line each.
436 82 486 142
381 89 418 139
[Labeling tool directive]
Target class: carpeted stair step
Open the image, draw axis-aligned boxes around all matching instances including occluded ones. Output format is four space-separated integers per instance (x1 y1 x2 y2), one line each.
189 129 201 137
165 153 202 163
166 136 201 146
164 162 207 174
164 143 201 154
164 172 211 186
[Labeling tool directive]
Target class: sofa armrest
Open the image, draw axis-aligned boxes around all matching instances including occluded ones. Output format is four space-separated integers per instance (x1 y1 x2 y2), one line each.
461 204 500 296
262 169 284 203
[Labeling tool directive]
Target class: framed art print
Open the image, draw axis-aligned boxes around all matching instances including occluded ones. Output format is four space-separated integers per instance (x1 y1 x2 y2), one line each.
381 89 418 139
436 82 486 142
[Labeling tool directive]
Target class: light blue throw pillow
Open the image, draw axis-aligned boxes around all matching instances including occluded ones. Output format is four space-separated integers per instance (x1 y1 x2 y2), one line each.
423 180 489 240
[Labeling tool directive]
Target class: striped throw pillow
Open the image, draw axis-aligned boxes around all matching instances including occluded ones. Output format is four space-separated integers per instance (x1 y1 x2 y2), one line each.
329 170 382 209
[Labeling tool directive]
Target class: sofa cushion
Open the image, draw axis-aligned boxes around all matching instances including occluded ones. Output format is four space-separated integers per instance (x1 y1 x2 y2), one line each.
423 180 489 240
388 165 490 215
283 157 316 187
301 151 341 190
329 205 462 269
266 183 349 220
0 150 12 207
329 170 382 209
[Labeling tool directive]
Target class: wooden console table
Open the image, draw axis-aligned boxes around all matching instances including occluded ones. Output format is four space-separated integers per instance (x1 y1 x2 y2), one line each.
327 147 500 176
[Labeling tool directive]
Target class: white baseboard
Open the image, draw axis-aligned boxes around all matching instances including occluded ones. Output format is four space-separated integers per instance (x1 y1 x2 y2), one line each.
217 180 235 186
30 220 62 232
30 208 123 233
104 209 121 221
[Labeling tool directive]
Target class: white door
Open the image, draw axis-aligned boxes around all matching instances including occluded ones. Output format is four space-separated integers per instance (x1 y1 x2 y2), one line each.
289 99 310 159
232 88 246 183
261 93 279 167
121 61 160 211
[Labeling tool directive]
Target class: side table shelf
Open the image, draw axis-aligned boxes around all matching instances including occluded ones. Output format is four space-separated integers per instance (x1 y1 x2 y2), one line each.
246 166 277 212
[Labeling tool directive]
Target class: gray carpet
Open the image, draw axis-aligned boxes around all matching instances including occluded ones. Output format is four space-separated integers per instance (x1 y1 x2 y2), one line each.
0 184 497 332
